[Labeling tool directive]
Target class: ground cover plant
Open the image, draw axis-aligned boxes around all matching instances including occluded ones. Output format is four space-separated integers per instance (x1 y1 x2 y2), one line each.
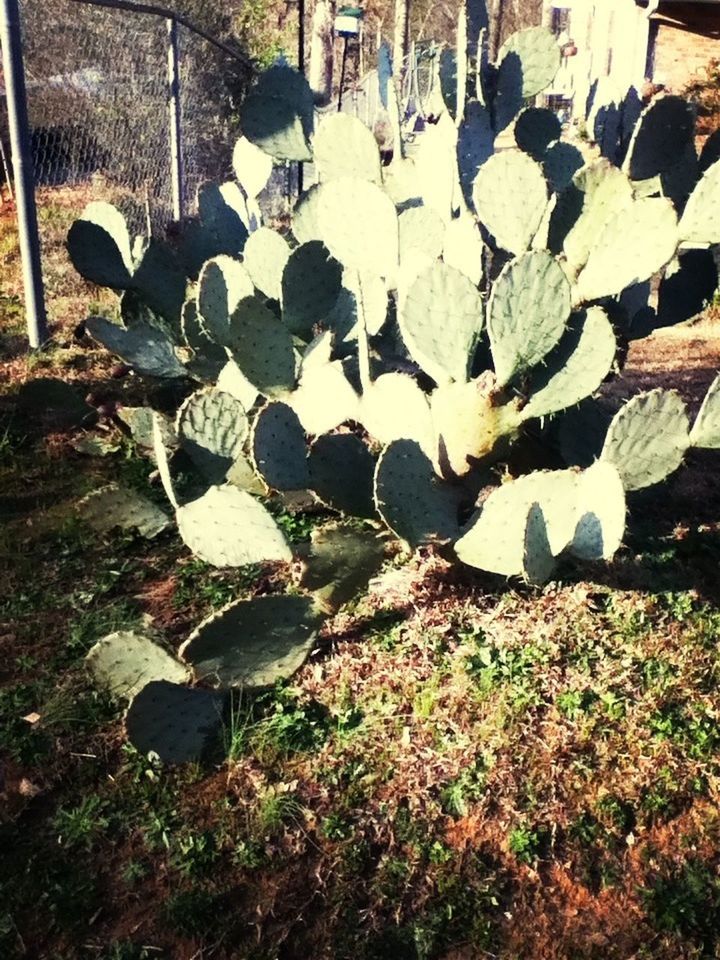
2 0 720 957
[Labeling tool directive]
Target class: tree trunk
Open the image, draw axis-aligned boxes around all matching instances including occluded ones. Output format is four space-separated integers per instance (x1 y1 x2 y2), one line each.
393 0 409 76
309 0 335 107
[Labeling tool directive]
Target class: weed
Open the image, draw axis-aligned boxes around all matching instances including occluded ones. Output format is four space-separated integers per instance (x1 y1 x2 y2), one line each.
232 839 267 869
52 795 110 849
246 689 332 763
440 757 488 817
254 786 302 836
120 859 149 888
508 823 546 865
642 858 720 949
556 687 599 718
321 812 354 841
171 829 219 878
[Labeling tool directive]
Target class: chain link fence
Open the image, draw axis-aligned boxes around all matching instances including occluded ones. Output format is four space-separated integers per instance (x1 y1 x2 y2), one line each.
0 0 265 332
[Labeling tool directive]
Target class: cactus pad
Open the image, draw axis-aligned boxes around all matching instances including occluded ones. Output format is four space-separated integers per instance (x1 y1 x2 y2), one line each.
308 433 376 517
300 523 387 613
292 183 324 244
86 631 188 702
241 65 314 161
125 680 226 764
197 256 254 347
177 484 292 566
85 316 186 379
488 251 571 385
216 360 258 412
153 412 179 509
242 227 291 301
327 268 389 341
679 158 720 244
457 102 495 203
570 461 626 562
197 182 251 256
316 176 399 279
289 360 359 434
543 142 584 193
251 402 310 490
399 261 484 385
360 373 434 455
601 389 690 490
523 307 616 420
497 27 560 98
77 483 170 538
442 213 484 286
313 113 382 184
690 374 720 449
472 150 548 254
514 107 561 159
179 595 323 688
624 96 695 181
398 206 447 264
67 201 134 289
233 135 273 198
281 241 343 338
226 296 297 397
176 388 248 484
374 439 461 547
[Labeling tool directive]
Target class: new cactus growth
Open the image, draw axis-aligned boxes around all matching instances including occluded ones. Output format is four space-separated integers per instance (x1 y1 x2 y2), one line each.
69 8 720 763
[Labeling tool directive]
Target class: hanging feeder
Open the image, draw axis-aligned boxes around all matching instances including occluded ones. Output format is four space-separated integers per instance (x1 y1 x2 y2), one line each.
335 6 363 38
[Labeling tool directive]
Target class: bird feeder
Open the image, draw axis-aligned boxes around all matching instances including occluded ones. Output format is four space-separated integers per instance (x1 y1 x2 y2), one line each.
335 6 363 38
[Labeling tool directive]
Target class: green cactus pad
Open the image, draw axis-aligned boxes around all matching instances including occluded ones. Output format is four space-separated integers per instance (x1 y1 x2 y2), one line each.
181 300 227 382
197 256 254 348
176 388 248 484
374 439 462 547
497 27 561 98
233 135 273 198
522 503 556 586
679 158 720 244
226 454 267 496
414 116 459 224
601 389 690 491
197 182 251 256
455 469 579 579
399 261 484 385
132 240 187 325
690 374 720 449
472 150 548 254
574 197 678 303
216 360 258 412
118 407 176 459
657 250 718 329
360 373 435 455
120 289 178 344
316 176 399 280
308 433 376 517
523 307 616 421
624 95 695 181
398 206 447 264
125 680 227 764
292 183 324 245
67 201 134 289
543 142 584 193
556 397 617 468
553 159 634 269
327 268 389 342
570 461 626 562
86 631 188 702
85 317 186 379
300 523 387 613
488 251 571 385
242 227 291 301
457 101 495 203
251 402 310 490
289 360 359 434
240 65 314 161
493 51 525 134
442 213 484 286
313 112 382 184
177 483 292 566
77 483 170 538
226 296 297 397
179 595 323 688
699 130 720 174
281 241 343 338
514 107 561 159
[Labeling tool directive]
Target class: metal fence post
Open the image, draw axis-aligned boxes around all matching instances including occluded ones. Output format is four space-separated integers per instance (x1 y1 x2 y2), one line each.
167 16 185 221
0 0 48 347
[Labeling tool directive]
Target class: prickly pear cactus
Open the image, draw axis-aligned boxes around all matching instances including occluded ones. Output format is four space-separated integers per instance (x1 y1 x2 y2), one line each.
71 3 720 761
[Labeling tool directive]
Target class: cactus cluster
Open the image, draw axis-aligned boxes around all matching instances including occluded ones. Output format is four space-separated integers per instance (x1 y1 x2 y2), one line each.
69 2 720 763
